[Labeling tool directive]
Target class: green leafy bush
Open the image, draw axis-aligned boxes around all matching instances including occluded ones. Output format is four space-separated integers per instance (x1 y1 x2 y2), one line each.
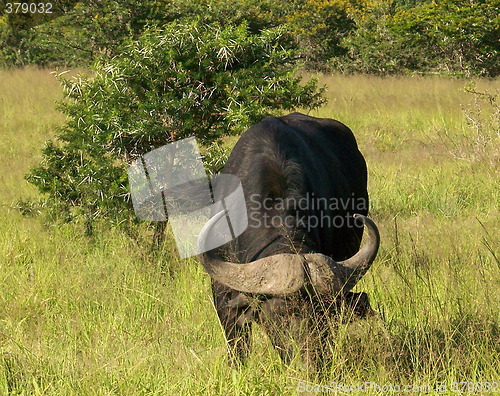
334 0 500 76
26 21 325 230
0 0 285 68
285 0 356 70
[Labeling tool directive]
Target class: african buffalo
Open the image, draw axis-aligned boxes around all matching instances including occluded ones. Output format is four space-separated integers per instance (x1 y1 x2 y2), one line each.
198 112 380 368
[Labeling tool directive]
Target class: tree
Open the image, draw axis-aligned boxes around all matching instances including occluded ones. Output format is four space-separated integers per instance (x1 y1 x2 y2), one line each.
1 0 364 71
285 0 356 70
26 21 326 235
389 0 500 76
334 0 500 76
1 0 286 68
1 0 172 67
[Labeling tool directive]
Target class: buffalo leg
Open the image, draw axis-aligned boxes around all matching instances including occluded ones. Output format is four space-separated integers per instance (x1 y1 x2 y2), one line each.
259 298 297 365
259 297 335 373
212 282 252 365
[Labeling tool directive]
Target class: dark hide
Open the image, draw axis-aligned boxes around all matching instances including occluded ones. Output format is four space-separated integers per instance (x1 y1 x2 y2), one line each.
208 112 375 367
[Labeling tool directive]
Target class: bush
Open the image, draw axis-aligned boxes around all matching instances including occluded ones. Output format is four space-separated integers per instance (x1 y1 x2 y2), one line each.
334 0 500 76
285 0 356 70
26 21 325 231
0 0 285 68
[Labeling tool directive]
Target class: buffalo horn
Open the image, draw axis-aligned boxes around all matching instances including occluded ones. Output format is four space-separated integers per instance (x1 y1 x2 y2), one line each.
303 214 380 293
197 210 305 295
198 211 379 296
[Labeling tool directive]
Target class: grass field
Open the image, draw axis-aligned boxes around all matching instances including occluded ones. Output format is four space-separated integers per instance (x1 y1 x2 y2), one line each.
0 67 498 395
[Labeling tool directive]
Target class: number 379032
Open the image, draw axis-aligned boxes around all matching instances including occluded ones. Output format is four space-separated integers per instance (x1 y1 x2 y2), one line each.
5 3 53 14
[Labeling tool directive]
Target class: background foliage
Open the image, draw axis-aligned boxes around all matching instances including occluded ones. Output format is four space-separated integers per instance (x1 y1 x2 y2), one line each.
336 0 500 76
1 0 499 76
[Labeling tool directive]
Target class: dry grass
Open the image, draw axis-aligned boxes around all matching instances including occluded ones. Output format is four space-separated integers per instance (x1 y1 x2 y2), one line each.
0 68 498 395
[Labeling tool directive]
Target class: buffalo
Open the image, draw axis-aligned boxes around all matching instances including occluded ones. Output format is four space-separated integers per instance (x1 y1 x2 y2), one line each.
197 112 380 369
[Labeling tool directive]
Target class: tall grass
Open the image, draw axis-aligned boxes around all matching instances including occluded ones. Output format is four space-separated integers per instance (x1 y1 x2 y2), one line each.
0 68 498 395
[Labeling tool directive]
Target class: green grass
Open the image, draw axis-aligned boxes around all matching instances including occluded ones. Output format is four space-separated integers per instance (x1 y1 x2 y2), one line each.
0 68 499 395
